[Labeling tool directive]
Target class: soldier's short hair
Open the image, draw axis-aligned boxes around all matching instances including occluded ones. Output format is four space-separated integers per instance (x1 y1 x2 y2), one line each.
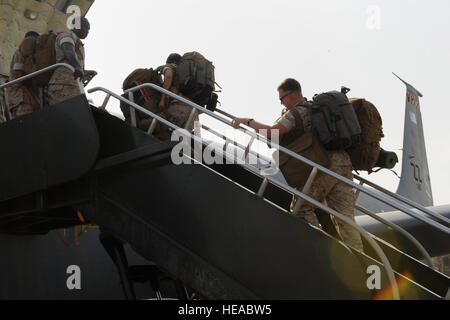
278 78 302 94
166 53 182 65
71 16 90 30
25 31 39 38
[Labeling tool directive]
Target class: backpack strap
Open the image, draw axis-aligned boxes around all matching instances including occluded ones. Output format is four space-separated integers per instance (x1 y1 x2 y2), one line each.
156 64 176 75
280 103 307 146
155 65 164 75
74 37 84 66
133 80 151 102
19 37 36 58
290 107 305 136
22 85 41 110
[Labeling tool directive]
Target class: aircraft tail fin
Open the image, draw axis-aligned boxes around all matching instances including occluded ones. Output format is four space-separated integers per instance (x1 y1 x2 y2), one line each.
394 73 434 206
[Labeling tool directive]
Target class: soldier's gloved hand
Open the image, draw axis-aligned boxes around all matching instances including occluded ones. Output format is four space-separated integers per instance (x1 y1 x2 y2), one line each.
74 68 84 80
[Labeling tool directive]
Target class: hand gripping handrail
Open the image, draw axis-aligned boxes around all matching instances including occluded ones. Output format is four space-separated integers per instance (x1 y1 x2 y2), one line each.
0 63 75 90
88 86 402 300
117 83 449 236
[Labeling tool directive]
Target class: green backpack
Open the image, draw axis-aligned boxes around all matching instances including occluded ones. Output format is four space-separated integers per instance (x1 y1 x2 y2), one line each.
310 90 362 150
120 68 163 127
174 52 217 110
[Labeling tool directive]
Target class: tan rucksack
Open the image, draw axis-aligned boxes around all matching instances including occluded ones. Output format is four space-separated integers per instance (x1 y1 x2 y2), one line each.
20 32 57 87
120 68 168 133
18 36 36 85
347 98 384 173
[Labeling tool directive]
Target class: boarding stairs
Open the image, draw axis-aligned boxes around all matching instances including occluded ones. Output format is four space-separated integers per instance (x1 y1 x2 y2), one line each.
0 64 449 300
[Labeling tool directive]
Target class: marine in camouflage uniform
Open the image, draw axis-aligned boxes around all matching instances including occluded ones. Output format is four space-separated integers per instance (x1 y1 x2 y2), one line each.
233 78 364 252
297 150 364 251
276 101 324 227
135 92 198 141
47 18 89 106
158 55 199 135
8 48 39 118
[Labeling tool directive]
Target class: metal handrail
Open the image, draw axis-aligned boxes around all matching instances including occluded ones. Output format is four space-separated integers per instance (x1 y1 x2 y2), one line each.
356 205 436 269
200 124 274 168
123 84 275 167
354 175 450 227
217 106 450 229
0 63 75 90
119 83 449 236
216 106 441 267
218 106 437 271
95 84 444 266
88 86 402 300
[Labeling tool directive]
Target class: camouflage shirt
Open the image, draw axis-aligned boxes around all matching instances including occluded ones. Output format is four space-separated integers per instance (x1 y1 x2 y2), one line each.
276 101 312 134
55 31 85 70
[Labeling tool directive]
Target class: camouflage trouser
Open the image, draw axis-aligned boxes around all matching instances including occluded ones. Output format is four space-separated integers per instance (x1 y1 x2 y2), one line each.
12 103 35 118
47 67 84 106
7 86 35 119
137 100 172 141
137 99 199 141
294 152 364 252
165 99 199 133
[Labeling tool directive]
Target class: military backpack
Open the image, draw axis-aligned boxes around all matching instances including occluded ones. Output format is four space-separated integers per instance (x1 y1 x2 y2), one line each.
173 52 218 111
346 98 384 172
120 68 165 129
20 32 58 87
310 90 362 151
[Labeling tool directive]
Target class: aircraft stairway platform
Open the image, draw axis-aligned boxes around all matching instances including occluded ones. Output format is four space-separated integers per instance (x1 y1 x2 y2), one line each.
0 93 449 299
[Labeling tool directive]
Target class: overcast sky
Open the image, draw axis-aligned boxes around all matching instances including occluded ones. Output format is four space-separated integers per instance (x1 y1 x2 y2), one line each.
85 0 450 206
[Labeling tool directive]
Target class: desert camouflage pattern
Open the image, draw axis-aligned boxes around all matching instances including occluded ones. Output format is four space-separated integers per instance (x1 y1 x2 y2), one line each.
277 103 312 133
165 98 199 132
139 97 199 141
7 51 36 118
296 150 364 252
0 0 93 77
55 31 85 70
11 99 35 118
136 99 172 141
47 67 84 106
47 31 85 106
